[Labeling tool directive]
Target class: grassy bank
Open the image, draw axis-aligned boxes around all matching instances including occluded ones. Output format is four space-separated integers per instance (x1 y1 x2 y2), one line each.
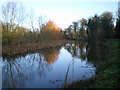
67 39 120 88
2 40 74 56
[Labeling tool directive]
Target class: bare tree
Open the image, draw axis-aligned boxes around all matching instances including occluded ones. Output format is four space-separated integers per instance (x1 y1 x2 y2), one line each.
38 15 46 33
29 10 35 32
1 2 27 33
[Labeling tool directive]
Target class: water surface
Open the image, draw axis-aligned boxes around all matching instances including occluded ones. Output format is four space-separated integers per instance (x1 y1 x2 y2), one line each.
2 41 96 88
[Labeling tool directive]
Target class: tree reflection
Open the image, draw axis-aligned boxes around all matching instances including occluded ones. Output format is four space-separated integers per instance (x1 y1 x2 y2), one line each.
39 47 60 64
64 41 87 60
78 42 87 60
63 40 110 69
2 46 61 88
86 40 110 68
2 52 53 88
64 59 75 88
2 58 27 88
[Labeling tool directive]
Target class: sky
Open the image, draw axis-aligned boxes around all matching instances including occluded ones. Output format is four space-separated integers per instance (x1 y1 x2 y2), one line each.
0 0 119 29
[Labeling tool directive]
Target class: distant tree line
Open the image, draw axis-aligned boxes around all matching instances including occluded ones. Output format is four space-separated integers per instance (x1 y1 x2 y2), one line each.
64 7 120 40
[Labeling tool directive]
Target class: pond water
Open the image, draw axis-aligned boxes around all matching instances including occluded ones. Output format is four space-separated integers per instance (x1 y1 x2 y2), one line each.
2 41 96 88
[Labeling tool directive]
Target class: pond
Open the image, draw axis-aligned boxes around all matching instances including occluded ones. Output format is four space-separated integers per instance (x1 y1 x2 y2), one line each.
1 41 96 88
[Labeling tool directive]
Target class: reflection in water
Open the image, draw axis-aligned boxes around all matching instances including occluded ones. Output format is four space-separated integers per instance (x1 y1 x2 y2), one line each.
64 41 87 60
64 58 75 87
2 53 52 88
40 47 60 64
86 41 110 68
2 42 96 88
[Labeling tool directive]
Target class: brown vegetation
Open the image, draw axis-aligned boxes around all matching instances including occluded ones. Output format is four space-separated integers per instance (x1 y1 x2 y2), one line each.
2 40 74 56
